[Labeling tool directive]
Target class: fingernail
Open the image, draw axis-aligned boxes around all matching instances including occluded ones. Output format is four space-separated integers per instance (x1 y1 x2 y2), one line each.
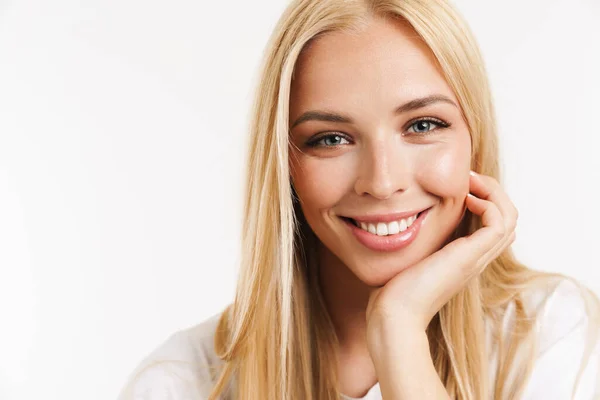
469 170 477 177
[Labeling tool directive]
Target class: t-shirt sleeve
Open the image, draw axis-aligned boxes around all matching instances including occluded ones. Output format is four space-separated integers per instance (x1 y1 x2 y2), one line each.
116 325 224 400
521 280 600 400
117 361 210 400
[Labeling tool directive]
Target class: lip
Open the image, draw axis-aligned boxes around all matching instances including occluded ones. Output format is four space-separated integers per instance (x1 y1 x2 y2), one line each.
341 207 432 252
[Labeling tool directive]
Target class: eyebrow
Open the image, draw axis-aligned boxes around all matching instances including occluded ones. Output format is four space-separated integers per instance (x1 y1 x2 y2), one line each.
290 94 457 129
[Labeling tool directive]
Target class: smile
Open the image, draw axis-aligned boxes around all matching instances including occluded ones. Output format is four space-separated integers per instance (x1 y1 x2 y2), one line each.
340 207 432 252
351 212 420 236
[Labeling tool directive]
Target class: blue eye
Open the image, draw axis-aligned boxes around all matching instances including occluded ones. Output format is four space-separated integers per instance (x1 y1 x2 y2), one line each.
407 118 449 134
307 133 351 148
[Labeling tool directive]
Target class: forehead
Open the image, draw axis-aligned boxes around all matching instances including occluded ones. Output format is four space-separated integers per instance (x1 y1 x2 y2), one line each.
290 17 456 115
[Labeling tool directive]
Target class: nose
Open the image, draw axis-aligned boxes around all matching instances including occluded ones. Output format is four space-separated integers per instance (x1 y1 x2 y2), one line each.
353 137 410 199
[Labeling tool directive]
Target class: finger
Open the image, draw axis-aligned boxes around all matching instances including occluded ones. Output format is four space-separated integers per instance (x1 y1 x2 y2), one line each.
469 172 518 225
469 172 518 233
465 193 504 232
472 237 514 282
461 193 507 270
468 174 518 254
466 195 517 270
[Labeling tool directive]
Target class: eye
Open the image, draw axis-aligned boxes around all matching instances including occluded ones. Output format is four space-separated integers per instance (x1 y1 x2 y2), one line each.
306 133 351 148
406 118 450 135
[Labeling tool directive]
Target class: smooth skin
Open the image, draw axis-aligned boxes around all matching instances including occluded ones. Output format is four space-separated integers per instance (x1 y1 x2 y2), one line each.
289 16 517 399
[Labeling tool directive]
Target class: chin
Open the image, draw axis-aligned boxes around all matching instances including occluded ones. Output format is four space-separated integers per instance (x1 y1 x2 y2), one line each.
348 251 429 287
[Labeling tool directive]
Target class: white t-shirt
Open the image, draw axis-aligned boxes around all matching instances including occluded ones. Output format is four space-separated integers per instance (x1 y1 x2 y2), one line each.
117 278 600 399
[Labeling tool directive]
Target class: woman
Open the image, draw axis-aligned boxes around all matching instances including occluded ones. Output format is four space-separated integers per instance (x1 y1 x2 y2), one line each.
119 0 600 399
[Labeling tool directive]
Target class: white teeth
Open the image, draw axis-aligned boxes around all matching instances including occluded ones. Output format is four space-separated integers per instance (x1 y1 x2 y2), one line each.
399 219 408 232
356 213 420 236
367 223 377 234
376 222 388 236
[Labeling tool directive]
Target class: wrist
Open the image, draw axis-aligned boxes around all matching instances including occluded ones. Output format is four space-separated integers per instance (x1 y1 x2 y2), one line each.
367 319 429 364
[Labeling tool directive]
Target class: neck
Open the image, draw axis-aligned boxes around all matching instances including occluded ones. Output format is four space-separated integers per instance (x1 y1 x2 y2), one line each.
317 242 380 397
317 243 373 350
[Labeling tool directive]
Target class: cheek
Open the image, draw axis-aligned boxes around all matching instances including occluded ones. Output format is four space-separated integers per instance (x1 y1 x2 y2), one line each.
290 155 352 213
416 142 471 198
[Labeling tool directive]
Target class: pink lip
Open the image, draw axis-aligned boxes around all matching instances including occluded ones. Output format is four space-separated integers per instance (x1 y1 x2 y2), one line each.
342 207 432 252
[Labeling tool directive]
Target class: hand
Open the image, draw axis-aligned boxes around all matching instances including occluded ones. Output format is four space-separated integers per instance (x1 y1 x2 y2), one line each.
365 171 517 336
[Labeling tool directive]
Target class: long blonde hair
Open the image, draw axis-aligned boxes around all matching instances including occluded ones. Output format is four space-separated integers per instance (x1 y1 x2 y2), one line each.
209 1 600 399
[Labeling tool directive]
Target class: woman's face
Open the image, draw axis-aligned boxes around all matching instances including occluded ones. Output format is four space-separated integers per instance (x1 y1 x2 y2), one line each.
289 17 472 287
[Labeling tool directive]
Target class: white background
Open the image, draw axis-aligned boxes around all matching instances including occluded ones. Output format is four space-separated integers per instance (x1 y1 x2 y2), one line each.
0 0 598 399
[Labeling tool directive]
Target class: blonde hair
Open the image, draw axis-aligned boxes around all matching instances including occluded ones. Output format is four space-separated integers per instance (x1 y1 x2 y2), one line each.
209 1 600 399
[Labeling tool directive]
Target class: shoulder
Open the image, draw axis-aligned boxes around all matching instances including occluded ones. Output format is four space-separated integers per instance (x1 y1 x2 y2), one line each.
525 277 598 353
518 277 600 399
117 311 227 400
